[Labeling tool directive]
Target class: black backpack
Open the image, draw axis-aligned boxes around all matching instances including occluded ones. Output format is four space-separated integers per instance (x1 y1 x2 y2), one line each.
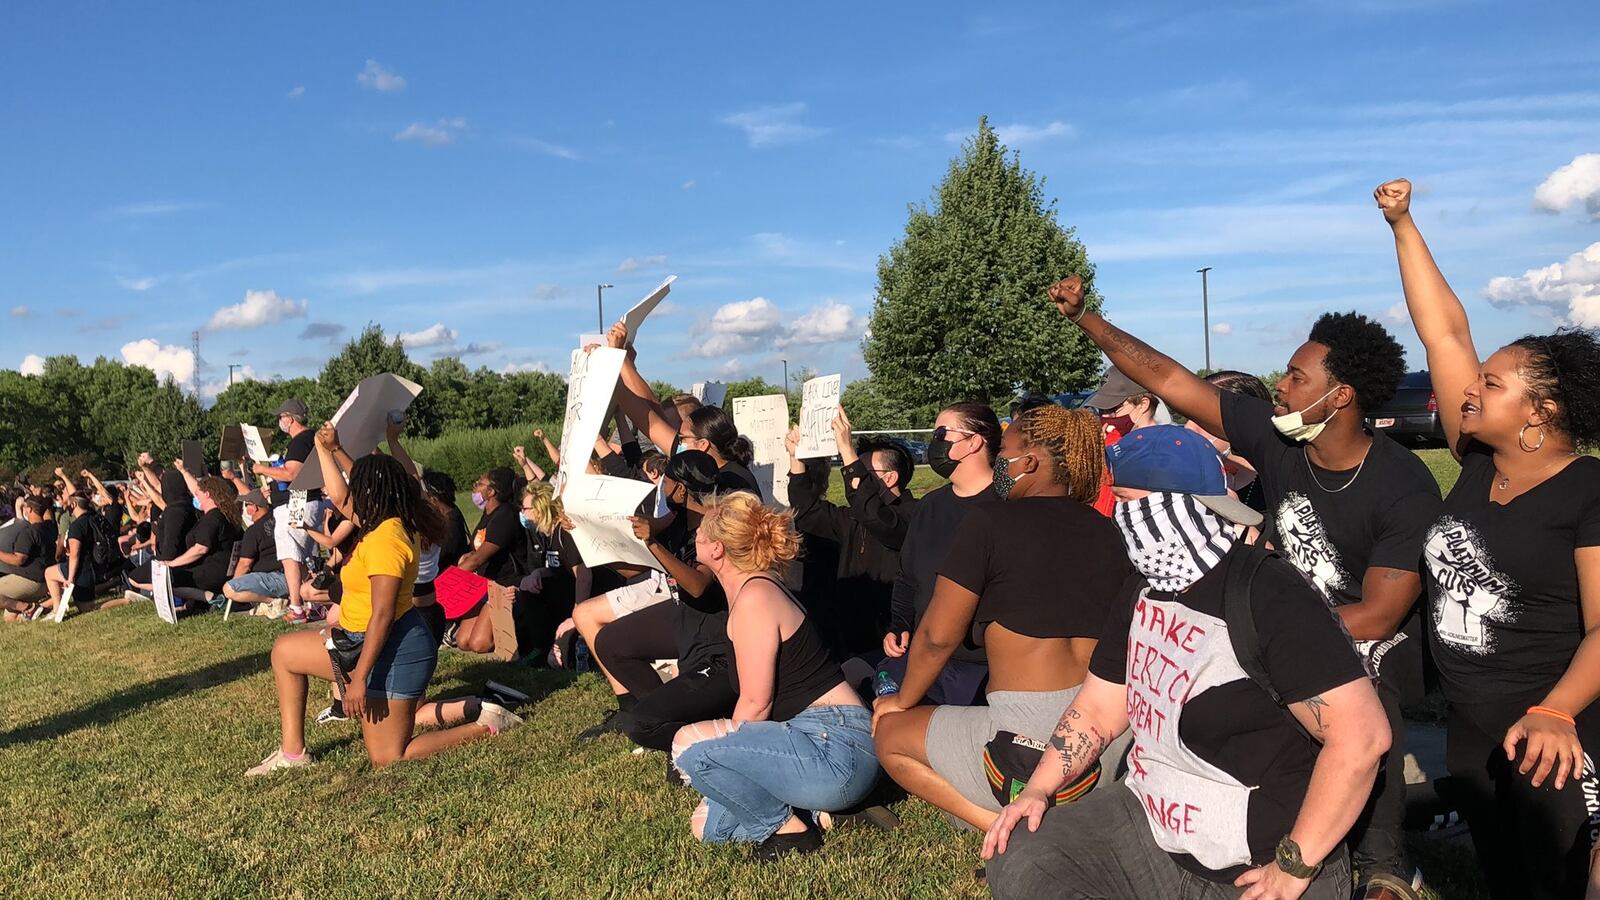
1223 543 1316 740
85 511 126 572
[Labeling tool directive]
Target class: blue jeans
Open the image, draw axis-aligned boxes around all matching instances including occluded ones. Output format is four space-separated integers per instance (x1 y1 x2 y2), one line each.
678 704 880 844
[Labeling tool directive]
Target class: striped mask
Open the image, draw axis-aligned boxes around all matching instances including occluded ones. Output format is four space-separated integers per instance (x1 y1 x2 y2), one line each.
1113 492 1236 592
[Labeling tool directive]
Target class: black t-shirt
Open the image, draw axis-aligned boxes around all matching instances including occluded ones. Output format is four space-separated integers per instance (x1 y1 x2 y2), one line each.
1221 393 1440 659
439 506 470 570
269 429 323 507
939 496 1132 646
35 521 59 569
1089 547 1368 882
892 483 1001 663
718 461 764 500
1426 445 1600 703
238 518 282 574
184 509 243 593
156 504 197 562
64 516 98 588
658 512 733 670
0 520 50 581
474 503 530 587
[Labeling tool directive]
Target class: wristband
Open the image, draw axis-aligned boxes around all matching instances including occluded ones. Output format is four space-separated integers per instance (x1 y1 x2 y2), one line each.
1528 705 1576 726
1069 306 1088 325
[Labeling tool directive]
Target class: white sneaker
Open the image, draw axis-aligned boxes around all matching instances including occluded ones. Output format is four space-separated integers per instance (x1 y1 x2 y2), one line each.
476 701 524 736
244 747 313 777
123 589 149 603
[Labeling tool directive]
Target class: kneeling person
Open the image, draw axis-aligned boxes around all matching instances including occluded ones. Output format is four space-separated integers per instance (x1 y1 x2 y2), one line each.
222 490 289 610
984 426 1390 899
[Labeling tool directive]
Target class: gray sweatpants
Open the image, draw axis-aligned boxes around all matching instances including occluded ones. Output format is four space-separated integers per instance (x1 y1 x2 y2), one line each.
987 783 1352 900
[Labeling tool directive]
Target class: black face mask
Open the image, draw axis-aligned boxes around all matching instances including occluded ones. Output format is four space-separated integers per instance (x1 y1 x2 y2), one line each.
926 438 961 479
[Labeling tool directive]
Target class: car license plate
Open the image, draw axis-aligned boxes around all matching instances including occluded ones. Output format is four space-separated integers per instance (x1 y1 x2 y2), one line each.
1375 417 1396 428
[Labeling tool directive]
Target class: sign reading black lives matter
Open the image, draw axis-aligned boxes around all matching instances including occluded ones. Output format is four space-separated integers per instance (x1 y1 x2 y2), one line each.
796 374 841 460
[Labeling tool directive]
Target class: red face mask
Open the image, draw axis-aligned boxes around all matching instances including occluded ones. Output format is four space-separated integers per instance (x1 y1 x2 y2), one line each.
1100 413 1135 445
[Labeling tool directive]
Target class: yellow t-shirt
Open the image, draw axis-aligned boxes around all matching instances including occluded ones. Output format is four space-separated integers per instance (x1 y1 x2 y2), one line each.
338 517 418 633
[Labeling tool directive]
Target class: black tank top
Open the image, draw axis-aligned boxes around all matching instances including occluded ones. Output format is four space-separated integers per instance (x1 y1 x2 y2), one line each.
727 575 845 722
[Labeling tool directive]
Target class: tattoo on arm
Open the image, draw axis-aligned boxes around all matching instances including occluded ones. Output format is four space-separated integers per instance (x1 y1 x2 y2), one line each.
1303 695 1330 738
1101 323 1168 376
1046 708 1109 782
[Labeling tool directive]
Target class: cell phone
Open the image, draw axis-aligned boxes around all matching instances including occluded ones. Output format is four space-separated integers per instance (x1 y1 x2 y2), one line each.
387 409 405 426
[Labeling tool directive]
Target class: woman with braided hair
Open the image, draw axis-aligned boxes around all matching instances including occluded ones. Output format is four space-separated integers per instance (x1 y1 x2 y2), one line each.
873 405 1135 832
247 425 519 776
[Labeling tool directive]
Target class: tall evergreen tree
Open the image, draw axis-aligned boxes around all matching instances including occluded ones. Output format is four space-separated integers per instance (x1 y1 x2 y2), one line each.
863 118 1105 419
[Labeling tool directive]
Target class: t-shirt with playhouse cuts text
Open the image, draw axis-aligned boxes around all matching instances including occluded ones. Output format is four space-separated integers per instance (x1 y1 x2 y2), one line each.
1088 546 1368 882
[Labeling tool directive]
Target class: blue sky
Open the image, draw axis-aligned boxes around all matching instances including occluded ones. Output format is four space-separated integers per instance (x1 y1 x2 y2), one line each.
5 1 1600 402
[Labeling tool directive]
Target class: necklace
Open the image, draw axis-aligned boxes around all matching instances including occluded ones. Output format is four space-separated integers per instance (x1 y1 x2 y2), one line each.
1495 452 1579 491
1304 447 1368 494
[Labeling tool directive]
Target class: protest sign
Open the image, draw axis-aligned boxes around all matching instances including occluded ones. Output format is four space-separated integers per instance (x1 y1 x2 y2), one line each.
52 585 73 623
554 347 627 496
691 381 727 409
240 425 272 462
796 374 842 459
732 394 791 507
219 425 245 465
290 373 423 491
621 275 676 343
151 561 178 625
563 473 659 569
181 440 206 478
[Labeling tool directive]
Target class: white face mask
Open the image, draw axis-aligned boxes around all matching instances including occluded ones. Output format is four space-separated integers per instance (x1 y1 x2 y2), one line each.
1270 385 1340 443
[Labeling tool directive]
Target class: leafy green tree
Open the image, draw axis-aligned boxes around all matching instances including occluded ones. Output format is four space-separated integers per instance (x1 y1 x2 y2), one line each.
838 376 909 430
124 380 209 467
864 117 1105 418
650 380 682 402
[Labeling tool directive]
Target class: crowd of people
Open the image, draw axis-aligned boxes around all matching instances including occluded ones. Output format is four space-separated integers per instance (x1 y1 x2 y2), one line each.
4 180 1600 899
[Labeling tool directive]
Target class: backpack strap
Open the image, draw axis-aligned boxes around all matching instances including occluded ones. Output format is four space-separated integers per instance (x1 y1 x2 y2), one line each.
1224 545 1318 742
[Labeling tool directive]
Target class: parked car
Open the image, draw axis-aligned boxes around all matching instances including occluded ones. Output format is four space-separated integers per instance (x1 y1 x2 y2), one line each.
1051 390 1095 410
1365 371 1446 448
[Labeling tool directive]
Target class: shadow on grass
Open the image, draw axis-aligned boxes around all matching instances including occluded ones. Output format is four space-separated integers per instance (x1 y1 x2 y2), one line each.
0 651 272 750
423 659 579 708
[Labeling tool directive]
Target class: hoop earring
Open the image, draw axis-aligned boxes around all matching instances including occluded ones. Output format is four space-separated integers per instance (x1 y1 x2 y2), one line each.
1519 424 1546 453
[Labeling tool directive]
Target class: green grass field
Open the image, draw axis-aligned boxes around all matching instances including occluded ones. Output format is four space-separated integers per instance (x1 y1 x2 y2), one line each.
1 448 1481 899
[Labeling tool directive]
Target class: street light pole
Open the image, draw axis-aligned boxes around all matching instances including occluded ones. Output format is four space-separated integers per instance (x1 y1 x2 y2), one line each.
227 363 241 386
1197 266 1213 372
782 359 789 397
597 283 614 333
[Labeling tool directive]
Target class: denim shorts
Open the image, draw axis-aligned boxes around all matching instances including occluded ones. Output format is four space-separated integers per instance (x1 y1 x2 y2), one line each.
344 608 439 700
225 571 289 599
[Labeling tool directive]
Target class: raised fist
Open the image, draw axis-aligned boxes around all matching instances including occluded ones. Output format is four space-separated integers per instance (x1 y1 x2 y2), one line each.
137 451 154 467
80 468 93 479
1374 179 1412 224
784 425 801 459
532 428 545 440
607 321 629 350
315 422 341 452
1048 275 1086 320
512 446 527 463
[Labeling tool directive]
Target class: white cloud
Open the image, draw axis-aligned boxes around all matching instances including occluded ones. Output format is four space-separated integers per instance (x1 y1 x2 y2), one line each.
510 137 579 160
681 179 697 190
9 306 29 317
287 85 305 99
205 289 308 331
1534 153 1600 220
1484 241 1600 326
1210 322 1234 335
945 121 1075 146
117 275 158 291
357 59 406 93
202 365 258 403
120 339 195 386
399 323 458 348
1383 302 1410 325
500 360 552 375
711 297 784 335
19 354 45 376
616 254 669 274
395 118 465 146
778 301 861 347
719 102 826 148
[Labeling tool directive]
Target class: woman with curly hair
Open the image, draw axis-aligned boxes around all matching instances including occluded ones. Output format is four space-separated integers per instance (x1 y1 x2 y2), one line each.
247 425 519 776
1379 179 1600 900
872 406 1134 832
669 492 878 859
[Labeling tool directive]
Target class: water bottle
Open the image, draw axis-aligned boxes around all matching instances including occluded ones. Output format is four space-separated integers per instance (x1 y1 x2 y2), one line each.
575 639 593 674
874 670 900 697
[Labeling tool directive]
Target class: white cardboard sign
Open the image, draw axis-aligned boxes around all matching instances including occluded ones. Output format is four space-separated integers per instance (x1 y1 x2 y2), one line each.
796 374 842 459
240 425 272 462
290 373 423 491
733 394 791 508
563 473 660 570
622 275 677 343
151 560 178 625
691 381 727 409
555 347 627 497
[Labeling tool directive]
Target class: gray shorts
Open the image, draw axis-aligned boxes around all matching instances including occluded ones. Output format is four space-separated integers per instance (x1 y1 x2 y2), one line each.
926 686 1131 821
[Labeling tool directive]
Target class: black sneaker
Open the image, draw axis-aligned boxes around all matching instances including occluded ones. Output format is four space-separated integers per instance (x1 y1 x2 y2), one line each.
666 755 687 787
754 824 822 862
576 708 628 742
482 681 530 713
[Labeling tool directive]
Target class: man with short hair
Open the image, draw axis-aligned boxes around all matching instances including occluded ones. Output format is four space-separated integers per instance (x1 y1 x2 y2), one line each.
0 497 55 614
1086 366 1168 428
1046 275 1440 897
250 398 327 623
221 490 288 610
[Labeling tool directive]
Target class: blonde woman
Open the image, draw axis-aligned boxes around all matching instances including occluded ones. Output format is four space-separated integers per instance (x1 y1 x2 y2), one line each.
670 493 879 860
518 481 591 662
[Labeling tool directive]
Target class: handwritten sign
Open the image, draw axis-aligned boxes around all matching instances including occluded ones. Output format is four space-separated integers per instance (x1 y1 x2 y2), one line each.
182 440 206 478
240 425 272 462
795 374 841 459
290 373 423 491
563 473 659 569
691 381 727 409
555 347 627 496
622 275 677 343
733 394 791 508
151 561 178 625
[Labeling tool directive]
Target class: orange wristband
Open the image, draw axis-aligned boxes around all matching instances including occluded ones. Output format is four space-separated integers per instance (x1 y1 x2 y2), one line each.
1528 706 1577 726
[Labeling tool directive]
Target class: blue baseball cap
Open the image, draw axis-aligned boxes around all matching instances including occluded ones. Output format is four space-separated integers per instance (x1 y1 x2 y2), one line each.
1105 425 1263 526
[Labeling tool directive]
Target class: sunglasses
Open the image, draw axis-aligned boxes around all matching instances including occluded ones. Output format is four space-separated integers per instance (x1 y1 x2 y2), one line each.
931 426 976 442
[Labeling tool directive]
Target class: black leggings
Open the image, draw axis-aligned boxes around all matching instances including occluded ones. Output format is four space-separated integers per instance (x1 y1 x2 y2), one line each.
593 600 737 752
593 599 679 698
1445 696 1600 900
